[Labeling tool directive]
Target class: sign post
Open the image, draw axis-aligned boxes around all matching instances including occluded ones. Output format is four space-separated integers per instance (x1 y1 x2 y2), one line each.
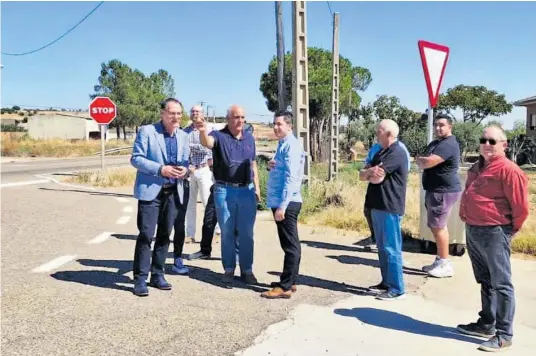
89 97 117 173
418 40 450 144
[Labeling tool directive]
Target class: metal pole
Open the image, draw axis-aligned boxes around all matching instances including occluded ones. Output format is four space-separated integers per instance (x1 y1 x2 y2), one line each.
328 12 340 181
100 124 106 173
275 1 286 111
292 1 310 187
427 102 434 144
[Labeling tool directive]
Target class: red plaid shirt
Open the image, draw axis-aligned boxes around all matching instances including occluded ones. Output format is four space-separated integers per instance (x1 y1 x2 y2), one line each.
459 155 530 233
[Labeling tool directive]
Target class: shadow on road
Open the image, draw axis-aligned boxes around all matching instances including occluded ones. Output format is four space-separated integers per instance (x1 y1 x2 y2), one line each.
326 255 427 276
39 187 132 198
301 239 423 255
51 258 268 294
334 307 483 344
267 271 377 297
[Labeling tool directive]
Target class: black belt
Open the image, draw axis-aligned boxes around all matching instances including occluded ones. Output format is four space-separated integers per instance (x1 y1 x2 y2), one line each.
215 180 249 188
163 184 176 189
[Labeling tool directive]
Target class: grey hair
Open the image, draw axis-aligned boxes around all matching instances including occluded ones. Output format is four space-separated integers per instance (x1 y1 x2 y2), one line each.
484 125 507 141
378 119 400 138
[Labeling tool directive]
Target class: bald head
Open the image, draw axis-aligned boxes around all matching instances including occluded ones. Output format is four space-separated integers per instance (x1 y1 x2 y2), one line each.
480 125 508 160
226 105 246 135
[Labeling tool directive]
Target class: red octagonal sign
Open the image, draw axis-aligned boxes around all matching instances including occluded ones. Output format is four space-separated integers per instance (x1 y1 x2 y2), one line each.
89 96 117 125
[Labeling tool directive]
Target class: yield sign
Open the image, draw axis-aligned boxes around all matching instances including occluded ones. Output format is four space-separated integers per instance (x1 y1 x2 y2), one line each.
418 40 450 108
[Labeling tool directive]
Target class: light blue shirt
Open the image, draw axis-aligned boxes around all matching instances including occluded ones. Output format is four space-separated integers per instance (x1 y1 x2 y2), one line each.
365 142 411 171
266 133 305 210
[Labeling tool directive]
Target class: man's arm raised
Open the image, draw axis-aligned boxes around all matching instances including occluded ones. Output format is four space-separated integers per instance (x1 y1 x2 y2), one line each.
195 118 215 149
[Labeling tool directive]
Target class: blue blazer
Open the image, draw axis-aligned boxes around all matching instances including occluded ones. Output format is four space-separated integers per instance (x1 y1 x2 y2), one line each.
130 121 190 203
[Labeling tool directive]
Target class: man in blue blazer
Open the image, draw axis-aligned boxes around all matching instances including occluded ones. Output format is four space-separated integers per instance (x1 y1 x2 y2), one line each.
130 98 190 297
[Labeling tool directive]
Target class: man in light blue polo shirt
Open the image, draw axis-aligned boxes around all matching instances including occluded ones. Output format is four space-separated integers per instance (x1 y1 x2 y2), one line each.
360 139 410 251
262 110 305 299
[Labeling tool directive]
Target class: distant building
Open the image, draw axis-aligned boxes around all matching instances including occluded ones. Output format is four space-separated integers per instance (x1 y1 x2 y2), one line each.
513 95 536 163
28 113 109 140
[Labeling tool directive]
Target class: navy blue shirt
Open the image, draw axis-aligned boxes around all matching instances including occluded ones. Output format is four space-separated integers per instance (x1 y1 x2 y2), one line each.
210 126 256 184
163 131 178 185
364 141 409 216
422 135 461 193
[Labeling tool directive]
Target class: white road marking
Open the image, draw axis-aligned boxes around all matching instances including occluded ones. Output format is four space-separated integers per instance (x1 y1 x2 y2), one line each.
87 232 113 244
122 206 133 213
116 216 131 225
116 197 129 203
0 179 50 188
31 255 77 273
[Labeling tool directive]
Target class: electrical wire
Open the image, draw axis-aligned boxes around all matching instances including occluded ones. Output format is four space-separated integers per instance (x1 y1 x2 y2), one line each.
1 1 105 56
326 1 334 18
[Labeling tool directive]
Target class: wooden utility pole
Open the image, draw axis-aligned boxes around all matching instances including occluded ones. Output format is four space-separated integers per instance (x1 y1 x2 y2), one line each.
328 12 340 181
292 1 310 187
275 1 287 111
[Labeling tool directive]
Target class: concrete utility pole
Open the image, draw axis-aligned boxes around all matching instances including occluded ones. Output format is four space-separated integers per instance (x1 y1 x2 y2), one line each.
275 1 287 111
292 1 310 187
328 12 340 181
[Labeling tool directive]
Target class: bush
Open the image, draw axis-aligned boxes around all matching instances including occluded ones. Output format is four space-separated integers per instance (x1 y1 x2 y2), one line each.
1 124 26 132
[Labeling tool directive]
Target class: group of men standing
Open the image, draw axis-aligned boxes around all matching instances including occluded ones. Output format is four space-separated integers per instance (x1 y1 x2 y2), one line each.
359 115 529 352
130 99 305 300
128 98 529 352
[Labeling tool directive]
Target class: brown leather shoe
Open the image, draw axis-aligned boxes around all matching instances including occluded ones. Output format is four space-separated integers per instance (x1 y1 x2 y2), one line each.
270 282 297 292
261 287 292 299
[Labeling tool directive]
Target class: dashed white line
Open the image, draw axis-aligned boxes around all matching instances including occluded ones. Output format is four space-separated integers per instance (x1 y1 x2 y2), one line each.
87 232 113 244
116 197 129 203
0 179 50 188
116 216 131 225
122 206 133 213
31 255 77 273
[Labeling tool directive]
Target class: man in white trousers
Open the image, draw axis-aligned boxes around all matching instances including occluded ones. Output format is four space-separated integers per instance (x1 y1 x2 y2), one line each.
183 105 220 244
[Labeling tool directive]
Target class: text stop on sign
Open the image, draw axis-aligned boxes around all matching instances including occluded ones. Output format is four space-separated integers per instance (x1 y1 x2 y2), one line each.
89 96 117 125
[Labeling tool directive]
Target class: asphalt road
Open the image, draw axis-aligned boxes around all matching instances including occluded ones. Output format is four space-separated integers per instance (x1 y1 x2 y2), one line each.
0 155 132 185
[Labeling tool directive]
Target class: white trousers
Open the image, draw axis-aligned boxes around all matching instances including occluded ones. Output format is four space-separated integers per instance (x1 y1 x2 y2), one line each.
185 166 220 239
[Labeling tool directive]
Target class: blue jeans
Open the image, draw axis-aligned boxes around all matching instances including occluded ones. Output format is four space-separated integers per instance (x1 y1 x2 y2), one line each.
371 209 405 295
214 183 257 274
466 224 515 340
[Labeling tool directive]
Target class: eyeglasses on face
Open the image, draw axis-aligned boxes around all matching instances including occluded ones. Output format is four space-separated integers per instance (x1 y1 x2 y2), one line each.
479 138 499 145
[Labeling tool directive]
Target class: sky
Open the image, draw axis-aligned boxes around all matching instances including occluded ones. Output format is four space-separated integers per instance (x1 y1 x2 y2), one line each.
1 0 535 128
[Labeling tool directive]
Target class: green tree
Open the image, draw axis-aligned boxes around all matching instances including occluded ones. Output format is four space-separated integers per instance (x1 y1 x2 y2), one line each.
452 121 482 160
436 85 513 125
259 47 372 161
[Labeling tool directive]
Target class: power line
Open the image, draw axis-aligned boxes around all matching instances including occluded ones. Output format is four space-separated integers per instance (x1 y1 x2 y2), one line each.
1 1 105 56
326 1 334 18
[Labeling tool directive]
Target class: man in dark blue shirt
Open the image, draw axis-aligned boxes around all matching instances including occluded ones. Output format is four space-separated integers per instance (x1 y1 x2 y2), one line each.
360 119 409 300
197 105 260 288
416 114 462 278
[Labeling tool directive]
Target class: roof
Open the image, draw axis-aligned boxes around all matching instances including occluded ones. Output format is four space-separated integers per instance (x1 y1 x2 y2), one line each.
513 95 536 107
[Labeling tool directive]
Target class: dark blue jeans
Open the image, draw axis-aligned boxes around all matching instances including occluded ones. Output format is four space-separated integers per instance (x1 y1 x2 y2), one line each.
214 183 257 274
466 224 515 340
371 209 405 295
133 187 188 281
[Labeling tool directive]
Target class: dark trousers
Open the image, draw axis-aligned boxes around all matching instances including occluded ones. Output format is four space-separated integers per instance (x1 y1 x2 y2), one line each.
364 205 375 243
466 224 515 340
272 202 302 291
133 187 188 281
199 184 217 255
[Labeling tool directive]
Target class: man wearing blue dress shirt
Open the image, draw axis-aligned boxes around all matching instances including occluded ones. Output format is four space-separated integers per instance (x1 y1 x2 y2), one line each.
262 110 305 299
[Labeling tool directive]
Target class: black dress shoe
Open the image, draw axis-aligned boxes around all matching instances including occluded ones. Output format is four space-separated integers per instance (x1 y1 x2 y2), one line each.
150 276 172 290
188 251 211 260
134 280 149 297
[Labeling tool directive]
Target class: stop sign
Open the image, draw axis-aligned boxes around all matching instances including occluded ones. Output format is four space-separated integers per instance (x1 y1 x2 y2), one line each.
89 96 117 125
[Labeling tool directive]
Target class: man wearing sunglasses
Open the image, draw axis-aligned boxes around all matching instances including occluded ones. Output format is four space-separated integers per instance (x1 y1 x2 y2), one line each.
457 125 529 352
416 114 462 278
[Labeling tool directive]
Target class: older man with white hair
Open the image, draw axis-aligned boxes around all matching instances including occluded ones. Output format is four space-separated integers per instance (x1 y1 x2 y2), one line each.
359 119 409 301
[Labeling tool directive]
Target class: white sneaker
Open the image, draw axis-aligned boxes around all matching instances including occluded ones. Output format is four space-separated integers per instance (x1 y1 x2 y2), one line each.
172 258 189 275
422 256 440 272
428 259 454 278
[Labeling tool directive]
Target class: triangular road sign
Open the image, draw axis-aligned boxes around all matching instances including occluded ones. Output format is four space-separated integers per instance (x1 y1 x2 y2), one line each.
418 40 450 108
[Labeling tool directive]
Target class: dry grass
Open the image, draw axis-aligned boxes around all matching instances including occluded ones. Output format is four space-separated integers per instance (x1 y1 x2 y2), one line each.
303 163 536 257
65 167 137 187
1 132 133 157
